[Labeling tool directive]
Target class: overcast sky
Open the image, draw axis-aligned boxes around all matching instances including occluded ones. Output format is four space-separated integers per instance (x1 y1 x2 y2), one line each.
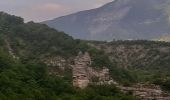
0 0 113 22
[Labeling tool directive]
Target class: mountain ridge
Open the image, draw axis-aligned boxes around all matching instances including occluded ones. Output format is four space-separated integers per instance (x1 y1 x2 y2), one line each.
43 0 170 41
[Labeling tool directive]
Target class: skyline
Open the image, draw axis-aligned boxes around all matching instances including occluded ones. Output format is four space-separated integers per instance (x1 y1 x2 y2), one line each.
0 0 113 22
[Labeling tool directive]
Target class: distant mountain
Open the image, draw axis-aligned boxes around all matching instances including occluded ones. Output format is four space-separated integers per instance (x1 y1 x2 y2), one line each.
43 0 170 41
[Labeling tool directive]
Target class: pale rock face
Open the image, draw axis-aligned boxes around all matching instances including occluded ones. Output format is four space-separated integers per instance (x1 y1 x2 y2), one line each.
42 52 114 89
72 52 115 89
72 52 91 88
120 84 170 100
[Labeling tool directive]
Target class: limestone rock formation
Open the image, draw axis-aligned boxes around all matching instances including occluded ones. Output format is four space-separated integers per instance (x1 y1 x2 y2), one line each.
72 52 115 89
120 84 170 100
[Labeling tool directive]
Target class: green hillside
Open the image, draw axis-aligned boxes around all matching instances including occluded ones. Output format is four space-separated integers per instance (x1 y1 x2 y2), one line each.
1 12 170 100
89 40 170 86
0 12 85 60
0 12 139 100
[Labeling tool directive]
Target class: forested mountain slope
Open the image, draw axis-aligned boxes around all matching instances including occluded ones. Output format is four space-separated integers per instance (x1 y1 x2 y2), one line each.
1 12 170 99
89 40 170 82
0 12 139 100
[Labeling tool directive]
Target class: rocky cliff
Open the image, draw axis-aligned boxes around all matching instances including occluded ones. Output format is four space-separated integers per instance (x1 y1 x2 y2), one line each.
72 52 115 88
42 52 115 89
120 84 170 100
43 50 170 99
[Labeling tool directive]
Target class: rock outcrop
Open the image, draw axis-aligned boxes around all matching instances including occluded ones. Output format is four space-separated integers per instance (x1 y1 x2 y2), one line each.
72 52 115 89
42 52 170 100
120 84 170 100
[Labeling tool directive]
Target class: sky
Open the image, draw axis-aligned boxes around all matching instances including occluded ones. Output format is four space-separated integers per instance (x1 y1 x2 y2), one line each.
0 0 113 22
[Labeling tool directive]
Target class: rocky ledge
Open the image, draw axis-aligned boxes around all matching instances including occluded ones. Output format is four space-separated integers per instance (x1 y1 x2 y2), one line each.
72 52 116 89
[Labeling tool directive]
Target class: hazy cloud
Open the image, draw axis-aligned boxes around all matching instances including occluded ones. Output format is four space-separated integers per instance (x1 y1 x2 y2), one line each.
0 0 113 22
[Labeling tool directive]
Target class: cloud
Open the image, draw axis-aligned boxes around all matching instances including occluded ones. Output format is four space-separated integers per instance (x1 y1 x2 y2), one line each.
25 3 68 21
0 0 113 22
7 3 69 22
37 3 65 12
89 0 114 8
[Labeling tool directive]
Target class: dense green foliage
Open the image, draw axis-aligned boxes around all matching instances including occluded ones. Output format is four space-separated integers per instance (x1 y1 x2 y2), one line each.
83 40 170 87
90 40 170 85
0 12 88 62
0 12 138 85
153 78 170 92
0 12 140 100
87 47 137 85
1 11 170 99
0 48 139 100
